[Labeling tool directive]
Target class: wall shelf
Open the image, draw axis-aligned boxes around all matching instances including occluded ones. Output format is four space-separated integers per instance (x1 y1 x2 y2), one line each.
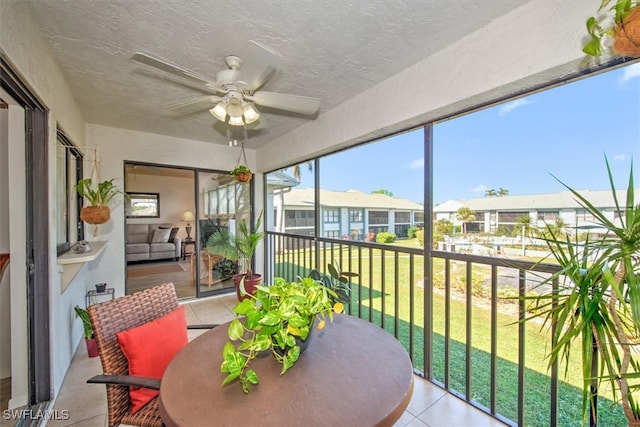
57 241 108 292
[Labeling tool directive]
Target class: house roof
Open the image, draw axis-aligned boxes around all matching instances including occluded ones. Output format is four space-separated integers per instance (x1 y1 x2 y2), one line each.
282 188 423 210
266 171 299 189
434 189 640 212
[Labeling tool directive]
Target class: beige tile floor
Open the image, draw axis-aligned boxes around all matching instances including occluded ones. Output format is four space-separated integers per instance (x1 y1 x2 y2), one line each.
40 294 506 427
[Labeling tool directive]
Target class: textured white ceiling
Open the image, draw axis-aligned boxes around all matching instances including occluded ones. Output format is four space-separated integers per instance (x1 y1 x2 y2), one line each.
25 0 531 148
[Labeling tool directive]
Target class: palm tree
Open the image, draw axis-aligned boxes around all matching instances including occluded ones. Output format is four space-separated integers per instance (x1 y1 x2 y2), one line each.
484 189 497 197
513 214 532 237
540 217 571 240
498 187 509 196
289 161 313 181
456 207 475 234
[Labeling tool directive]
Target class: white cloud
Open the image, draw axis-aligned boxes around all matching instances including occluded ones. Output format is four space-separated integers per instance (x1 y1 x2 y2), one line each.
408 157 424 169
498 98 532 116
473 184 488 194
613 154 627 162
620 63 640 83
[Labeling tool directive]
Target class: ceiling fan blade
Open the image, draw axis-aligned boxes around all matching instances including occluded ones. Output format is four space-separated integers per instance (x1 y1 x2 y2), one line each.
236 41 278 91
249 91 320 115
131 52 214 86
163 95 222 113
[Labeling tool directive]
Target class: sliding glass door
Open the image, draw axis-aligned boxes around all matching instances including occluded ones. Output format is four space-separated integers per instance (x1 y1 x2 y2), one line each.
194 170 252 297
123 162 254 299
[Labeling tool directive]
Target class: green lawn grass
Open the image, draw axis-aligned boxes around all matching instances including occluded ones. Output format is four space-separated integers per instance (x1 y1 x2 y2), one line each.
274 244 627 426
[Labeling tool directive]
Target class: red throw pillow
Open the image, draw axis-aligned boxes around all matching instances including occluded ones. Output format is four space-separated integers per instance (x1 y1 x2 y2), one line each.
116 305 188 414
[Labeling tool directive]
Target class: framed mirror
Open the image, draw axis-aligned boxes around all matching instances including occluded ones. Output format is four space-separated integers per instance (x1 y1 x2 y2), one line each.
126 192 160 218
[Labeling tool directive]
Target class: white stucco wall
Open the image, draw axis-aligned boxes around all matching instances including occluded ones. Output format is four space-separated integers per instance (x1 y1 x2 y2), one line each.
256 0 606 172
0 0 89 401
126 172 196 242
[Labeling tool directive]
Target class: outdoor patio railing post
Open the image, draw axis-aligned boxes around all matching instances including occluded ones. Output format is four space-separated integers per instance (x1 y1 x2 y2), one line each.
590 331 598 427
518 269 526 426
466 261 473 401
490 264 498 416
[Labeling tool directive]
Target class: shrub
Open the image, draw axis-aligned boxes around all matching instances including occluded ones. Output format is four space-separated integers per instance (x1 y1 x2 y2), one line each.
471 278 489 298
375 231 396 243
407 226 418 239
213 258 238 278
416 229 424 246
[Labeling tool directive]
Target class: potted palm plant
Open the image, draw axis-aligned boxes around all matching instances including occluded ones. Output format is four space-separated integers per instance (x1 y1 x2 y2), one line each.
583 0 640 58
525 158 640 425
206 211 264 301
75 177 125 224
74 305 98 358
220 276 343 393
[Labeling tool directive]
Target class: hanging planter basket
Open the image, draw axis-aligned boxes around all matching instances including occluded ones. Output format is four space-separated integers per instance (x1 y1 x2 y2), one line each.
231 142 252 183
235 172 252 183
80 206 111 225
613 6 640 57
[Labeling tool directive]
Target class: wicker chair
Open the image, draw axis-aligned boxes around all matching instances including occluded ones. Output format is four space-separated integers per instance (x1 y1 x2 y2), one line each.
87 282 215 427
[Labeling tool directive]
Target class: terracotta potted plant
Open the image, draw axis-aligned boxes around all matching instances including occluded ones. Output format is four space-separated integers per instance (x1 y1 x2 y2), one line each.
74 305 98 358
583 0 640 58
220 276 344 393
231 165 252 183
75 177 125 224
206 211 264 301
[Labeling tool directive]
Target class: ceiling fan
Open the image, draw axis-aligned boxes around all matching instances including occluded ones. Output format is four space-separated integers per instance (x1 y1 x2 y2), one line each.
130 41 321 126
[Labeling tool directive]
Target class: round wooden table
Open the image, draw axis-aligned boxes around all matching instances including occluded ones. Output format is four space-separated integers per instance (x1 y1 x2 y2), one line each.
159 314 414 427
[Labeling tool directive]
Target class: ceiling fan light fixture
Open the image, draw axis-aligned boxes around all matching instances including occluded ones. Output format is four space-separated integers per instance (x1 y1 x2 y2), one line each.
242 102 260 124
228 115 244 126
226 99 243 118
210 102 228 121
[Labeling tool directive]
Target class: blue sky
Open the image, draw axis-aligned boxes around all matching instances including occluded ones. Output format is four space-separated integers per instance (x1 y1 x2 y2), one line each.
288 63 640 204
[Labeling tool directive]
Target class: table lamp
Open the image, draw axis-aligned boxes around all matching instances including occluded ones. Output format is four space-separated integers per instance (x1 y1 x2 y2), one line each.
182 210 195 240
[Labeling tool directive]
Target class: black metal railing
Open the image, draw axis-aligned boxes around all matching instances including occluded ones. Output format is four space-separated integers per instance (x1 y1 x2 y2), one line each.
264 231 617 426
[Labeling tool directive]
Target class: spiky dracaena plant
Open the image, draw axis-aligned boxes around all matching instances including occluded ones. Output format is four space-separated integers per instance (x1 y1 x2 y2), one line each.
525 157 640 425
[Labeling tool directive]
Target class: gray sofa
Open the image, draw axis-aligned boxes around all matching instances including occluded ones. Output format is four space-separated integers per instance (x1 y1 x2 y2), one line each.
126 223 182 263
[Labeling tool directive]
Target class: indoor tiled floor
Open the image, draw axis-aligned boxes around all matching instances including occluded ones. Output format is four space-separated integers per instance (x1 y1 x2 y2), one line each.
41 293 506 427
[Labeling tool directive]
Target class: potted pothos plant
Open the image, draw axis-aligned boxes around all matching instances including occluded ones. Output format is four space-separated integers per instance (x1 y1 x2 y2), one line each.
74 305 98 358
75 177 125 224
220 276 344 393
231 165 252 183
206 211 264 301
583 0 640 58
524 158 640 426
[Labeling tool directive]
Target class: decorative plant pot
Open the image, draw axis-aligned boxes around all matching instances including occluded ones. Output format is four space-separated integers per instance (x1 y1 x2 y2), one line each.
273 318 315 357
95 283 107 293
233 273 262 301
234 172 252 183
80 206 111 224
85 337 99 358
613 6 640 58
